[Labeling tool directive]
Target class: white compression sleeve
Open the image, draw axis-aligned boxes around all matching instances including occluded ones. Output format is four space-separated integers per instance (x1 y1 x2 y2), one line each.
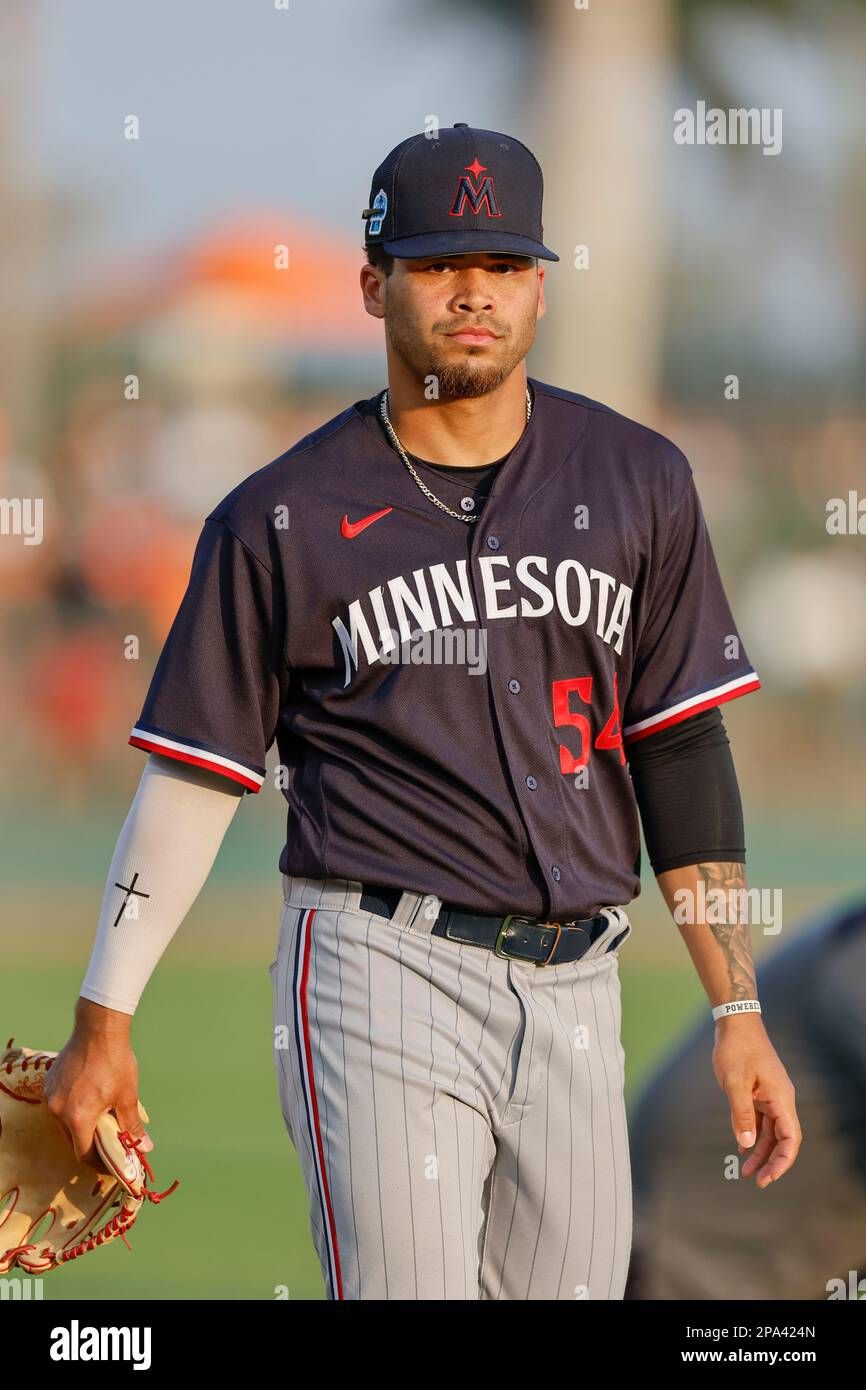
79 754 246 1015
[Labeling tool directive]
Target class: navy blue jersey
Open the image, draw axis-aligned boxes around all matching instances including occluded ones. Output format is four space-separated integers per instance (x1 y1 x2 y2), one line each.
130 378 760 919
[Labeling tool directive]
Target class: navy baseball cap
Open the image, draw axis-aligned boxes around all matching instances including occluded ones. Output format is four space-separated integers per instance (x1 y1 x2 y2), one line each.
362 123 559 262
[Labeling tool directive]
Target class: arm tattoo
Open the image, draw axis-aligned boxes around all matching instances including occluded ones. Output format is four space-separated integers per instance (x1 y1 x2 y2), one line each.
698 861 756 1000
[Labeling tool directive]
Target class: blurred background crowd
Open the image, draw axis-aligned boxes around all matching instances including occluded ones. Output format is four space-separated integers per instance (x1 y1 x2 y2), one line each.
1 0 864 824
1 0 864 1300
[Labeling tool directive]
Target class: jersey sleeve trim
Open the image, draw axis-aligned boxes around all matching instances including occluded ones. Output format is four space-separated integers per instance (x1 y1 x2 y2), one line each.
623 671 761 744
128 724 266 792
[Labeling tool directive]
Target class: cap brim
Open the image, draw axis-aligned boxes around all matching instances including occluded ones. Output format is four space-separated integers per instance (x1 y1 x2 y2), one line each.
378 230 559 262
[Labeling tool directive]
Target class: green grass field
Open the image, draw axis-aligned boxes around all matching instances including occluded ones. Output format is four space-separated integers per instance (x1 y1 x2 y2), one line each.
2 802 863 1300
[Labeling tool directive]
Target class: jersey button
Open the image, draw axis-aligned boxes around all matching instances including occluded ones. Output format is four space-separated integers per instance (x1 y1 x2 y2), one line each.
486 535 500 551
551 865 562 882
525 775 538 790
460 496 475 512
508 679 521 694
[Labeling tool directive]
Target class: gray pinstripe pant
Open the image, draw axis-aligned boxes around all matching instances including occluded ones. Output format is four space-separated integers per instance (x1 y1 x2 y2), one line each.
270 876 633 1301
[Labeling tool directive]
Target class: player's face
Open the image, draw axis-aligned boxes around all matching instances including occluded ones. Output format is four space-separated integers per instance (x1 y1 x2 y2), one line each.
375 252 545 400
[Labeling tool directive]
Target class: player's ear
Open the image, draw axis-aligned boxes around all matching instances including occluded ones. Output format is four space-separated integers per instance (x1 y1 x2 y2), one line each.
536 264 547 321
360 262 387 320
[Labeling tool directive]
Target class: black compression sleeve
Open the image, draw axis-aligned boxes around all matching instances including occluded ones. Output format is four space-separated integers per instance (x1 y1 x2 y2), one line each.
626 707 745 873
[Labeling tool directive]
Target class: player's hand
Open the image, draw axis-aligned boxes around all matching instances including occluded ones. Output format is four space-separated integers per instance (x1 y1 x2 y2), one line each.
43 997 153 1171
711 1015 802 1188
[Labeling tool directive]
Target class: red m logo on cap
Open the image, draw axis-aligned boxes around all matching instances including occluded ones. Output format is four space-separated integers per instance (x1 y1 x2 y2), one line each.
450 160 502 218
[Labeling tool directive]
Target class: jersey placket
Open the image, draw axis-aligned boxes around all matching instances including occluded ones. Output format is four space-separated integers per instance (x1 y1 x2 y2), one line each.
463 492 564 922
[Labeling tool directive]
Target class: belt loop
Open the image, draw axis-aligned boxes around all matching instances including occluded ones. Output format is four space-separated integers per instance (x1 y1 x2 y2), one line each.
391 888 422 930
336 878 365 914
590 906 632 959
408 893 442 935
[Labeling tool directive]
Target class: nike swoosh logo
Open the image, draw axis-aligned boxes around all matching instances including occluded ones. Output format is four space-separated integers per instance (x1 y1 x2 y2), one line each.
340 506 393 539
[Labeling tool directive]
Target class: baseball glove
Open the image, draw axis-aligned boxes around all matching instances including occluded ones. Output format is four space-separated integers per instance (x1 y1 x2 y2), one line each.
0 1039 178 1275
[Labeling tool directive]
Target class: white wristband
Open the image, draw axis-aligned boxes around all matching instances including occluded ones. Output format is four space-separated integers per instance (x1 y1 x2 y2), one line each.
712 999 761 1021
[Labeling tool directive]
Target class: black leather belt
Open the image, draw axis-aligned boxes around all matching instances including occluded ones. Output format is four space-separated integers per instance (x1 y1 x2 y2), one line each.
359 883 627 967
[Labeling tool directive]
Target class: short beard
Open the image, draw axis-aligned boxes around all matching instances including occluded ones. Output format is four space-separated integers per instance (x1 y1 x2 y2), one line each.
385 316 535 401
420 355 513 399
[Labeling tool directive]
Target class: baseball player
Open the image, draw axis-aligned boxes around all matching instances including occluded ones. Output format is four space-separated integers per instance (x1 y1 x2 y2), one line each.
44 124 802 1301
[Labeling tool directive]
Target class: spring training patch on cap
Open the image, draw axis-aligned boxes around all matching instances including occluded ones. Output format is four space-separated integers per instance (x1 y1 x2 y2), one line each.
367 189 387 237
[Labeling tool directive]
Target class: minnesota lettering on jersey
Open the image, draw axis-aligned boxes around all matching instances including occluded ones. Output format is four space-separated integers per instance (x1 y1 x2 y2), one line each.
332 551 632 687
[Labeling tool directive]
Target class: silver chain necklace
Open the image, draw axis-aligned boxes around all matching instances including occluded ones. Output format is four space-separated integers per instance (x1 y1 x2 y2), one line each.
379 386 532 524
